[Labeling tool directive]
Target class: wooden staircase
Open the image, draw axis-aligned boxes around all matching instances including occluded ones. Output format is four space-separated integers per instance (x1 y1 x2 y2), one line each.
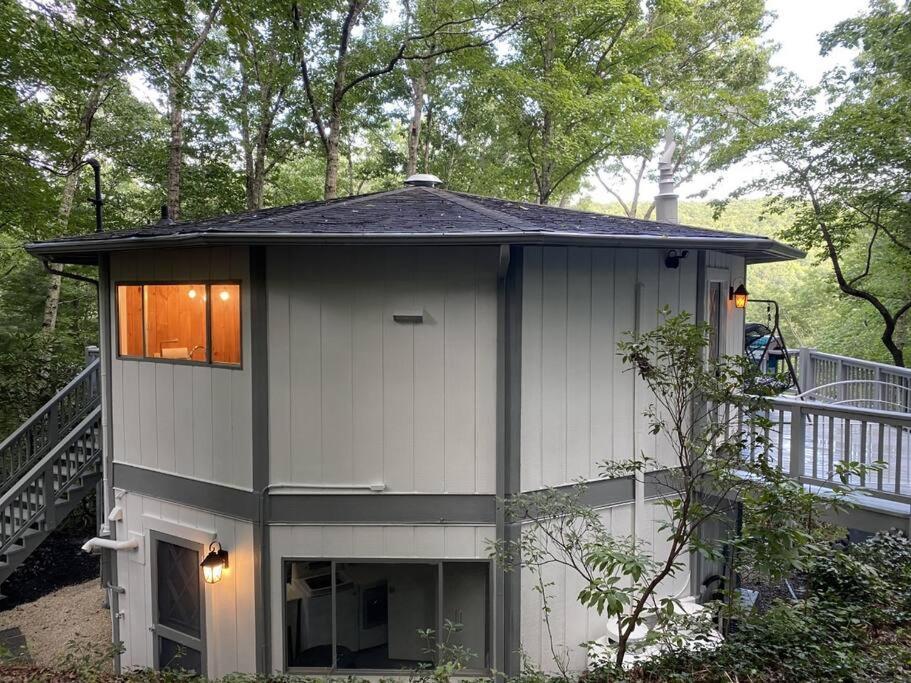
0 358 102 589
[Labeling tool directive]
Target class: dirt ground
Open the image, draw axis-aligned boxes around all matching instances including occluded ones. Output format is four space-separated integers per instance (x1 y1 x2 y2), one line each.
0 579 110 667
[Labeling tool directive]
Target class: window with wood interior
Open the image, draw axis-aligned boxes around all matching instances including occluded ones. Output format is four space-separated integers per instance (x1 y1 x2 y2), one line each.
116 283 240 365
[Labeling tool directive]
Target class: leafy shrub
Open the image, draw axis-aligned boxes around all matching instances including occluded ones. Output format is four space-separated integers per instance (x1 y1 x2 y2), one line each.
630 531 911 682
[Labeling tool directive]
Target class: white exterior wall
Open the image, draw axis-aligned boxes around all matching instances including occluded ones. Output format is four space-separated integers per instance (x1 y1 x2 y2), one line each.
109 247 253 490
266 246 498 494
113 490 257 677
518 246 747 673
520 246 699 489
268 523 495 671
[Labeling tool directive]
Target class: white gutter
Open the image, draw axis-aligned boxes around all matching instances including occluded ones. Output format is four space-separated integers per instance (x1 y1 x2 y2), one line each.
82 537 140 553
25 230 806 262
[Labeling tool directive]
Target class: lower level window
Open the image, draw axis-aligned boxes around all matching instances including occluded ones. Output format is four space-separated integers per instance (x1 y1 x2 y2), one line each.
284 560 489 672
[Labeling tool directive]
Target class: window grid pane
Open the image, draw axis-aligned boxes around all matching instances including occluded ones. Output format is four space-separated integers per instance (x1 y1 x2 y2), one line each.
156 540 202 638
117 285 144 357
211 283 241 365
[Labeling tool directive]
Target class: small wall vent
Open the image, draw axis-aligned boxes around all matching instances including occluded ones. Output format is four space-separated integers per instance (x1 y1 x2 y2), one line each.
393 310 424 323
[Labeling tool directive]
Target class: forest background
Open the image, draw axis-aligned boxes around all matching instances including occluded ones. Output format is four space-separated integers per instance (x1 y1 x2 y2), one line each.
2 0 909 436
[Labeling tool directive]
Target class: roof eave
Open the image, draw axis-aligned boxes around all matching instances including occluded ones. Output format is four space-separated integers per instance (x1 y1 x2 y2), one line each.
25 230 805 265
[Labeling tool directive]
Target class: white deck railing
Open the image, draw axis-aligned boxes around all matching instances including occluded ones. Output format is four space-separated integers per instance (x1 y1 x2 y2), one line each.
751 395 911 504
791 348 911 414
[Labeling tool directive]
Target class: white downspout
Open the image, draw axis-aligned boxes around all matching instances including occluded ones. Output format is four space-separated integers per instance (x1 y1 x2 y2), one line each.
81 537 140 553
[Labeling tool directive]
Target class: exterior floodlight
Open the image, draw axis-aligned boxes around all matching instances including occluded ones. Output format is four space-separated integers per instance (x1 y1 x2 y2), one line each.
730 284 749 309
201 541 229 584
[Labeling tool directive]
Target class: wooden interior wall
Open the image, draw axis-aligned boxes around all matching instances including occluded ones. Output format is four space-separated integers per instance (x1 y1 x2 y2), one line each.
117 285 144 356
143 284 207 360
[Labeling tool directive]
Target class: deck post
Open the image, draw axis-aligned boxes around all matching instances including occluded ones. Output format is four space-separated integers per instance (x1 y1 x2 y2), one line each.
797 347 812 395
789 403 806 479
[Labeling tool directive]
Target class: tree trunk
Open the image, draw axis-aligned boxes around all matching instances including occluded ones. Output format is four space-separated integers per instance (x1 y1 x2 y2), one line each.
324 114 341 200
240 68 256 210
406 67 427 176
42 81 106 332
164 2 221 218
167 80 183 220
535 28 556 205
249 101 273 209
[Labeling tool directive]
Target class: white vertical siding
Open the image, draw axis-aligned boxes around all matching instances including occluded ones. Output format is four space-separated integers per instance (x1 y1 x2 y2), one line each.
109 247 253 490
113 491 256 677
518 501 691 674
520 247 698 489
519 503 632 672
268 523 495 672
266 246 498 494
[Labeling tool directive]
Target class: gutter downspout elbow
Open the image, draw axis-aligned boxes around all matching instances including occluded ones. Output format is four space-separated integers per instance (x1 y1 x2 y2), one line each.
82 537 140 553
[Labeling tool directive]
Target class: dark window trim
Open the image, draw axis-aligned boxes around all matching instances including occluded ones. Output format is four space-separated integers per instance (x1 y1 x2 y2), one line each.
282 557 493 677
150 530 207 676
113 278 243 370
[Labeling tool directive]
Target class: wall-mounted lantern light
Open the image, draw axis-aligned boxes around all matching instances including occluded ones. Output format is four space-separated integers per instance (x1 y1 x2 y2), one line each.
729 283 749 309
201 541 229 584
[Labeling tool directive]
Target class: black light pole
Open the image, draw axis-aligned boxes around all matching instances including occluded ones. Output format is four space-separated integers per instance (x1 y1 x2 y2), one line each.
40 157 104 286
76 157 104 233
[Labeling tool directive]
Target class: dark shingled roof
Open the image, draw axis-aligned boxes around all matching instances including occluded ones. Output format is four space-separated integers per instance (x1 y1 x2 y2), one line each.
26 185 803 264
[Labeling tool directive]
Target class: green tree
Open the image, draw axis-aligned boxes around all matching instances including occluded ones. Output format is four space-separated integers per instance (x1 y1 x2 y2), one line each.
593 0 770 218
293 0 516 199
725 1 911 366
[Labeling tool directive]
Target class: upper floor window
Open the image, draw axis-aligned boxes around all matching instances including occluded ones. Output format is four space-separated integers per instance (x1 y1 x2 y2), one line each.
116 282 241 366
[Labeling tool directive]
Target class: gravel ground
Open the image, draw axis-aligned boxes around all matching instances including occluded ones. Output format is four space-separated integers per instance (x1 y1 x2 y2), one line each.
0 579 111 668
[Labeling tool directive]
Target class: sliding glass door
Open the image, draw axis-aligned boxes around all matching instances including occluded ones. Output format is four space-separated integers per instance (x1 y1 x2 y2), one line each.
284 559 490 674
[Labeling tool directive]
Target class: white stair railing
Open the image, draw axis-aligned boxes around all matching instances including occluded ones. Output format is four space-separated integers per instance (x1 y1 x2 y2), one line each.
0 357 101 493
0 408 102 560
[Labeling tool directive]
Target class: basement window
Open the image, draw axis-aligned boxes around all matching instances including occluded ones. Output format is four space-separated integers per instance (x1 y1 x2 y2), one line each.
284 560 490 673
116 282 241 366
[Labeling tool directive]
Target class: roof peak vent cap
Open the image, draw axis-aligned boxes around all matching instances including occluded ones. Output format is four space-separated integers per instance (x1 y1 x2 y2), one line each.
404 173 443 188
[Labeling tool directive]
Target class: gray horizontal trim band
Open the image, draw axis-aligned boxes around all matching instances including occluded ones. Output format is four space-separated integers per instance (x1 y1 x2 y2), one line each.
269 493 497 524
546 476 636 507
526 469 679 507
113 464 675 524
113 463 259 521
113 463 496 524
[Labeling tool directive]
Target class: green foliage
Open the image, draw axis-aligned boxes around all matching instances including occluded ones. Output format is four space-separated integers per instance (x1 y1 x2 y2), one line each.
0 235 96 438
715 1 911 366
634 531 911 682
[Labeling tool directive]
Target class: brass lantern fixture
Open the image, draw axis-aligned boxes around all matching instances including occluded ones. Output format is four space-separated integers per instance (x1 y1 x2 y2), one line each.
201 541 229 584
730 283 749 309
